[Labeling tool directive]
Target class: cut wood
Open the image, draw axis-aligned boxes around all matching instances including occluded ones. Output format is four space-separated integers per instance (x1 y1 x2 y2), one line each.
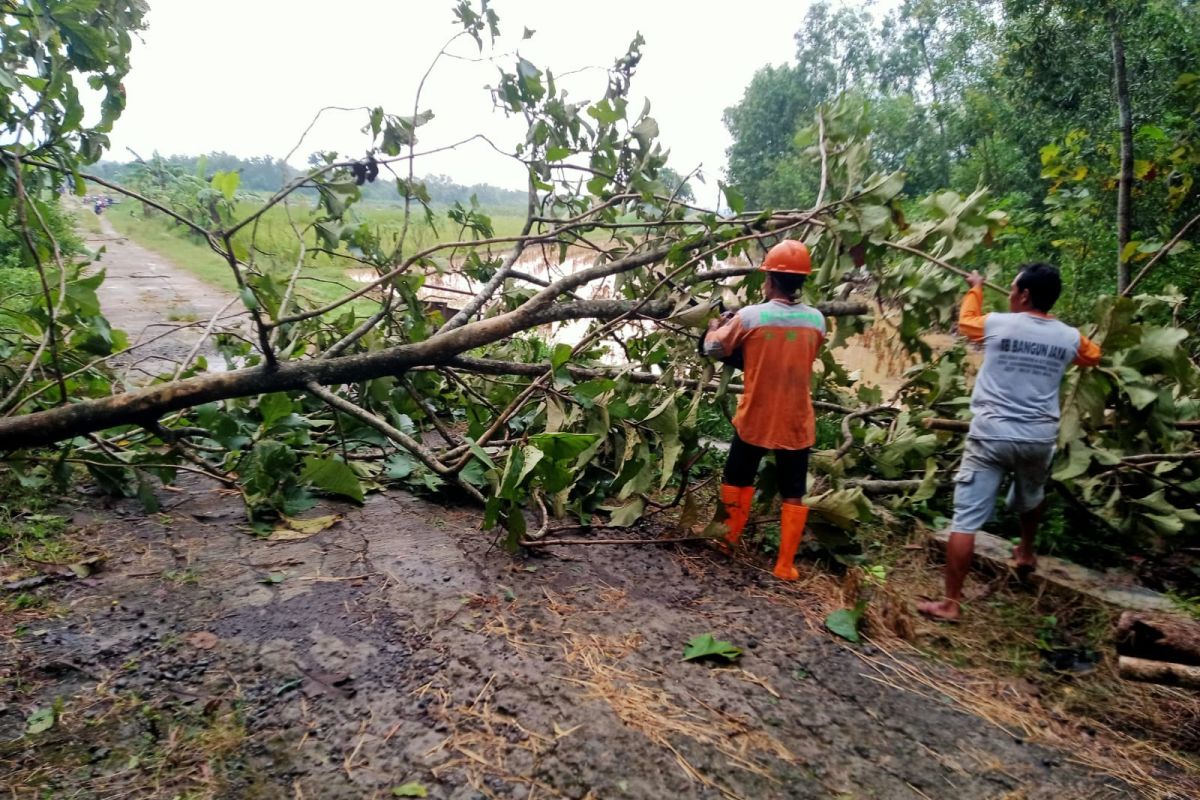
1117 655 1200 689
1116 611 1200 666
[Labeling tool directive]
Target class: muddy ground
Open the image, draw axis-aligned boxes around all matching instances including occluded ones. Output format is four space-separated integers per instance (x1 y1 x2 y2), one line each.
0 480 1169 799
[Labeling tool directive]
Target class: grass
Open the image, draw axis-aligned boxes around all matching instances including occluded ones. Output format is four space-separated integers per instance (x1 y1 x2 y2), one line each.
2 688 249 799
0 479 75 571
103 196 530 313
0 266 37 310
851 519 1200 790
68 202 105 236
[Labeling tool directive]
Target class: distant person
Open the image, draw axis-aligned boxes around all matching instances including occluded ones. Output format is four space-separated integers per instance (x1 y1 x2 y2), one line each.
918 264 1101 621
93 199 104 215
701 240 825 581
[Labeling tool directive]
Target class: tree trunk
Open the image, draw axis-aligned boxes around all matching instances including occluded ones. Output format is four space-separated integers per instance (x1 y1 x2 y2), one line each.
1110 8 1134 294
0 300 868 451
917 26 952 188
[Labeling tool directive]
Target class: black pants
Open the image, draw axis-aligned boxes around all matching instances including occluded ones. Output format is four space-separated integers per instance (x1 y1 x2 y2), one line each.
723 434 810 498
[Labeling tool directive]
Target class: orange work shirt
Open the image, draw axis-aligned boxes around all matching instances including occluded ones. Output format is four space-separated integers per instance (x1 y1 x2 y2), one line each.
703 300 826 450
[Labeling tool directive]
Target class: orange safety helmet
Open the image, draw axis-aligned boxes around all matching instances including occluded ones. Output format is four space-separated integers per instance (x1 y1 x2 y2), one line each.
760 240 812 274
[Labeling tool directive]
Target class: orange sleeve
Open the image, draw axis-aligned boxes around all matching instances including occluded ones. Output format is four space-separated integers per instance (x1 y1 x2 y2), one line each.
1074 333 1102 367
958 285 987 342
703 315 748 359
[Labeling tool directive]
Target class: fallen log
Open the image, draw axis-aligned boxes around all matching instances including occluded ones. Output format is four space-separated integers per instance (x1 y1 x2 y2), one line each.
1116 611 1200 667
846 478 944 494
1117 655 1200 689
0 299 868 451
928 528 1177 612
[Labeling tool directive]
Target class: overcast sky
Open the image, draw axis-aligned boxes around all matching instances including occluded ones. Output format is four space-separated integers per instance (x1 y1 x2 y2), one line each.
107 1 815 193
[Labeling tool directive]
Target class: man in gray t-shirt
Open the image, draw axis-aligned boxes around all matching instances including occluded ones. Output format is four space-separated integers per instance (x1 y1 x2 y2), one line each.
919 263 1101 621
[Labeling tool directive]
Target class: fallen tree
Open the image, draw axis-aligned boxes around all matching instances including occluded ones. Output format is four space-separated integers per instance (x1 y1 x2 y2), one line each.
1 2 1197 554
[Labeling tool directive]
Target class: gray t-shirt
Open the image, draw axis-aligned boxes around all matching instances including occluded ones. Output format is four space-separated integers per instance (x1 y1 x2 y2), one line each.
969 312 1085 442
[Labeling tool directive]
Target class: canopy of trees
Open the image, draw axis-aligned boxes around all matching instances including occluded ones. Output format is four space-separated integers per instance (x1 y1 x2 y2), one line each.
90 153 532 210
725 0 1200 313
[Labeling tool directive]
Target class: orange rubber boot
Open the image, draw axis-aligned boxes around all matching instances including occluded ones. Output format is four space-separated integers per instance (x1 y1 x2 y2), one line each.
773 502 808 581
719 484 755 547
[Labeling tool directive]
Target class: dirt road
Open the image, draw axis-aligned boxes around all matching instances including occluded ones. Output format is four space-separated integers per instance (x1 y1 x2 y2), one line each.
3 477 1169 799
85 214 242 379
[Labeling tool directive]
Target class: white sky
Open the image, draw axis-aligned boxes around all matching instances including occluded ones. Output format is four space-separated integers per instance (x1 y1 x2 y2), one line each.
107 1 811 192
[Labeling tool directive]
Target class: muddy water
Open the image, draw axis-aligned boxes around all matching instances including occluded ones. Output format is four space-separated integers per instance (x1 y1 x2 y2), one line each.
0 478 1135 799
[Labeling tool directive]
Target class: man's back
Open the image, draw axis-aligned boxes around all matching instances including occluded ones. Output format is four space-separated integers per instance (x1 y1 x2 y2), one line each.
705 299 825 449
958 285 1100 442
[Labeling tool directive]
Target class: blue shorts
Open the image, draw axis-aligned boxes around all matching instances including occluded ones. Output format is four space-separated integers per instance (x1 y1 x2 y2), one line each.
950 438 1056 534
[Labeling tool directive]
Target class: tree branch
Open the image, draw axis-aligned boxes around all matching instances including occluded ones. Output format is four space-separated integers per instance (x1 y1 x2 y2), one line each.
305 381 484 503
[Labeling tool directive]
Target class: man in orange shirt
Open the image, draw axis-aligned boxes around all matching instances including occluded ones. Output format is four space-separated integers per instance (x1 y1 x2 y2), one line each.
919 264 1102 621
702 240 825 581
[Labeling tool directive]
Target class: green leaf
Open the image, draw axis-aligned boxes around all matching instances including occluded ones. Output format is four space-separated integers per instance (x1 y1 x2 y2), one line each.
384 452 417 480
392 782 429 797
528 433 598 463
604 497 645 527
825 600 868 643
136 474 160 514
1053 442 1094 481
26 707 55 734
1124 327 1187 366
550 343 573 370
867 171 905 201
258 393 294 427
514 444 545 489
643 394 681 489
682 633 743 663
721 183 745 214
503 501 527 553
1122 383 1159 410
858 204 891 232
300 457 364 503
1137 124 1167 142
211 170 240 201
545 146 570 162
467 441 497 471
239 286 259 311
630 116 659 145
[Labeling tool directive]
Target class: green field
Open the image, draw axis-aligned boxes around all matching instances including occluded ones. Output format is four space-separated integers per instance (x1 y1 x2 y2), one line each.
102 196 529 308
